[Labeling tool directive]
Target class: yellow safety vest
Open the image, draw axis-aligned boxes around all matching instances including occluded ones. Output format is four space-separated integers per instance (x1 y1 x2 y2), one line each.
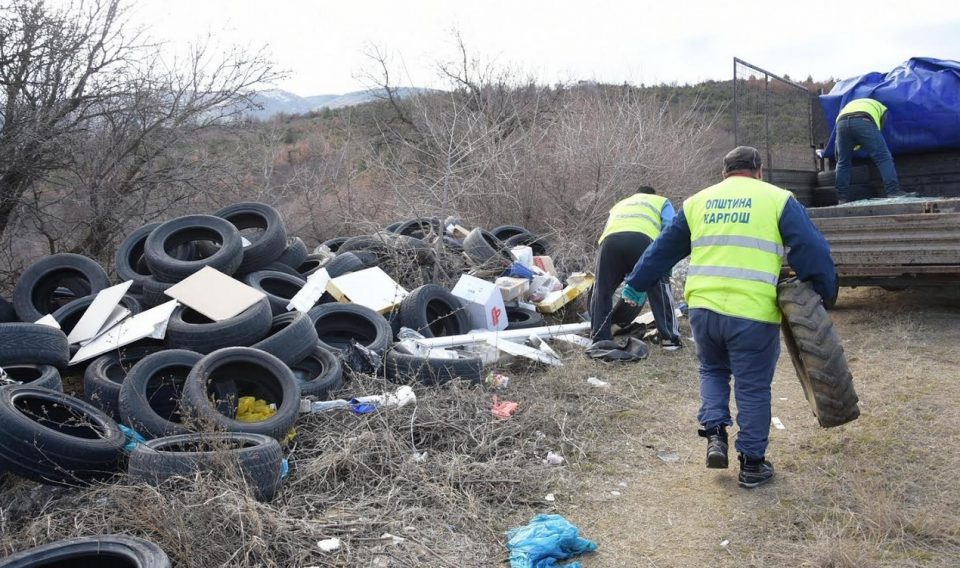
838 98 887 130
598 194 669 244
683 176 792 323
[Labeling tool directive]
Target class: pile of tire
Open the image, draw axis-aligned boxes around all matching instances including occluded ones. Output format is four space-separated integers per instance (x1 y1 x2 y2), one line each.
811 149 960 206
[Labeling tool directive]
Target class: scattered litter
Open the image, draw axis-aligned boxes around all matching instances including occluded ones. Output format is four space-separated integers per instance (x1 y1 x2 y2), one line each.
543 451 564 466
236 397 277 422
301 386 416 414
485 336 562 366
586 337 649 362
506 514 597 568
544 493 556 502
720 539 730 548
779 397 788 401
617 481 627 487
551 333 593 347
772 417 786 430
287 268 331 313
657 451 680 463
536 271 595 313
118 424 146 454
586 377 610 388
485 373 510 390
66 281 132 344
491 397 519 420
317 538 341 552
412 451 428 463
280 458 289 478
610 490 621 496
70 300 179 364
380 533 406 546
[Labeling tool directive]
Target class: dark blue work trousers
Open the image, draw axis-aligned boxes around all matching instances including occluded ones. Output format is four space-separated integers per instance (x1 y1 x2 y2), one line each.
835 115 900 198
689 308 780 459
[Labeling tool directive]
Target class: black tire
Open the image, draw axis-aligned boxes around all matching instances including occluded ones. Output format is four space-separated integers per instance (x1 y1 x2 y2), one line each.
505 306 545 330
275 236 308 268
0 323 69 368
441 236 464 253
307 303 392 356
318 237 348 253
119 349 202 439
491 224 530 241
213 202 288 273
0 385 125 486
777 278 859 428
816 166 871 187
296 254 327 278
252 311 319 365
503 232 550 256
259 261 302 278
83 346 162 420
141 277 176 308
240 270 306 316
128 432 282 502
0 535 170 567
324 252 366 278
392 218 440 239
13 254 111 322
51 293 142 337
812 186 840 207
351 250 381 268
164 297 272 354
144 214 243 282
384 221 403 233
115 222 161 293
462 228 514 266
398 284 470 338
290 345 344 399
383 348 483 385
1 364 61 391
0 296 17 323
182 347 300 441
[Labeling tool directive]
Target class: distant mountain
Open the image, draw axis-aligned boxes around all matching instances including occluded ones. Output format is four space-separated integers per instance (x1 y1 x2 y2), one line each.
246 88 431 120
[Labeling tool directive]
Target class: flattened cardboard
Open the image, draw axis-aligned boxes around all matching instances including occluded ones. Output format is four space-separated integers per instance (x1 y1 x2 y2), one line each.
164 266 266 322
328 267 408 314
66 281 133 344
70 300 179 364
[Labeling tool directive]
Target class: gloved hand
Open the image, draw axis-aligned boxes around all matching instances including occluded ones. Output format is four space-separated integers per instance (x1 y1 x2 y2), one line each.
621 284 647 307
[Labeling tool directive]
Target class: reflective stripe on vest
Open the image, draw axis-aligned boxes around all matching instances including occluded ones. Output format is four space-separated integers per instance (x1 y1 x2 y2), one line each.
837 98 887 129
598 193 668 244
683 176 792 323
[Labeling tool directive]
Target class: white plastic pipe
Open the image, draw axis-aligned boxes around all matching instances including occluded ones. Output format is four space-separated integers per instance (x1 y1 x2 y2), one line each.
414 322 591 348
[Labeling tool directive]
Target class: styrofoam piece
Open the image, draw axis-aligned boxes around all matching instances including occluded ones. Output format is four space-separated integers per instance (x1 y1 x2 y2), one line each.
415 322 591 348
550 334 593 348
451 274 508 331
165 266 265 322
66 281 133 344
328 266 408 314
483 337 562 366
79 306 131 346
287 268 331 313
70 300 179 364
510 246 533 267
34 314 61 329
528 335 560 359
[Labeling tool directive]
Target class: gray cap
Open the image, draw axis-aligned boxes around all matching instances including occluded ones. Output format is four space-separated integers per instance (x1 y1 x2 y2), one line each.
723 146 762 173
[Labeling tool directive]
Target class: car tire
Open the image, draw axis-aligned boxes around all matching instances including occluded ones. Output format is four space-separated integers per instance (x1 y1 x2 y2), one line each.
0 364 62 391
503 232 550 256
505 306 545 330
491 224 530 241
275 236 308 268
118 349 203 439
324 252 366 278
0 535 171 567
144 215 243 282
51 293 142 338
164 297 272 354
307 303 392 356
212 202 288 273
398 284 470 338
240 270 307 316
13 254 111 322
0 323 69 368
290 345 343 399
252 311 319 365
383 348 483 385
141 277 177 308
463 228 514 267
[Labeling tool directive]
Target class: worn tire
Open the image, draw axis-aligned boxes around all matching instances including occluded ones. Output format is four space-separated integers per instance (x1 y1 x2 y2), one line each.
291 345 344 399
240 270 306 316
182 347 300 441
252 311 319 365
324 252 366 278
0 296 17 323
275 236 308 268
0 364 62 391
164 297 272 354
213 202 288 273
141 277 176 308
0 385 125 486
13 254 111 322
128 431 282 501
119 349 202 439
503 232 550 256
505 306 545 330
83 346 162 420
0 323 69 368
398 284 470 338
307 303 392 356
462 228 514 267
392 218 440 239
296 254 327 278
491 224 530 241
777 277 859 428
318 237 348 253
144 214 243 282
115 222 161 293
383 348 483 385
258 261 302 278
0 535 171 567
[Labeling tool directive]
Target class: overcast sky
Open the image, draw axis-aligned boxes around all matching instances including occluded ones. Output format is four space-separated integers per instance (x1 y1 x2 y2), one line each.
124 0 960 95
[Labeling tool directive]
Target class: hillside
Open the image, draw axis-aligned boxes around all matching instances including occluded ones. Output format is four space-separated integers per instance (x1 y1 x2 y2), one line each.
247 87 433 120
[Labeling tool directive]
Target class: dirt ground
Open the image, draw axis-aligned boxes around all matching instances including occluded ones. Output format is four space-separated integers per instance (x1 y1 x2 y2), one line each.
559 286 960 567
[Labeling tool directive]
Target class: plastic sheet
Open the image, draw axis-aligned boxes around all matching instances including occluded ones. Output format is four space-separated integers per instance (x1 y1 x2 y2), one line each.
506 514 597 568
821 58 960 158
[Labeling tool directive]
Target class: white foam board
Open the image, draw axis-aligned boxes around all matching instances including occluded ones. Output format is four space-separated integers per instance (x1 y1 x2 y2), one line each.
66 281 133 344
164 266 265 321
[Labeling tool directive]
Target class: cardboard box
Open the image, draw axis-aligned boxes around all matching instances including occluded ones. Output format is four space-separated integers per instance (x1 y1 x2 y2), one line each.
536 271 595 314
452 274 508 331
328 266 408 314
510 246 533 267
533 256 558 277
495 276 530 302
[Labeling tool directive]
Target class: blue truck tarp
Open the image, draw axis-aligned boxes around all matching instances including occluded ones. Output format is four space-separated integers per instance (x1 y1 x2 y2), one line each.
821 58 960 158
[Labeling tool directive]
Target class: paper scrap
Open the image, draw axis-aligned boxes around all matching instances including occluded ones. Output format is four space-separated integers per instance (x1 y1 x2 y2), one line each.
772 417 785 430
587 377 610 388
317 538 341 552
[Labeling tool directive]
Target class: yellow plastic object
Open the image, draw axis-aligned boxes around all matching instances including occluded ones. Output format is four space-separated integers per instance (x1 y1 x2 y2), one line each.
235 396 296 444
535 272 595 314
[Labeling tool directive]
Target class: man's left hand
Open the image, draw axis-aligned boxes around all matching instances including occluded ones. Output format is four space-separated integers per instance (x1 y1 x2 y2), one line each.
622 284 647 307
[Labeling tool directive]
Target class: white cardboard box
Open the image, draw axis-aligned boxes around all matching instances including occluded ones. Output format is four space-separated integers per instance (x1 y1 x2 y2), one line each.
328 266 408 314
451 274 508 331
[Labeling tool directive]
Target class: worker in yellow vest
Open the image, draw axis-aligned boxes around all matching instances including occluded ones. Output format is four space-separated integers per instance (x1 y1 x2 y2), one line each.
622 147 836 488
590 186 682 349
835 98 912 201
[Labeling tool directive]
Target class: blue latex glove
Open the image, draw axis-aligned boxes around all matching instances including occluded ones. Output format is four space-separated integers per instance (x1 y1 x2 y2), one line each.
621 284 647 307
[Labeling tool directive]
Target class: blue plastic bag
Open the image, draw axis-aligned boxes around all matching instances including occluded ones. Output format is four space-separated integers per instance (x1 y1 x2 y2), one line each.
118 424 146 454
506 514 598 568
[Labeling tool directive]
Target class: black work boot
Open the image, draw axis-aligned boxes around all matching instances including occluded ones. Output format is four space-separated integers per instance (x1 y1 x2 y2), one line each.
738 454 775 488
698 425 728 469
